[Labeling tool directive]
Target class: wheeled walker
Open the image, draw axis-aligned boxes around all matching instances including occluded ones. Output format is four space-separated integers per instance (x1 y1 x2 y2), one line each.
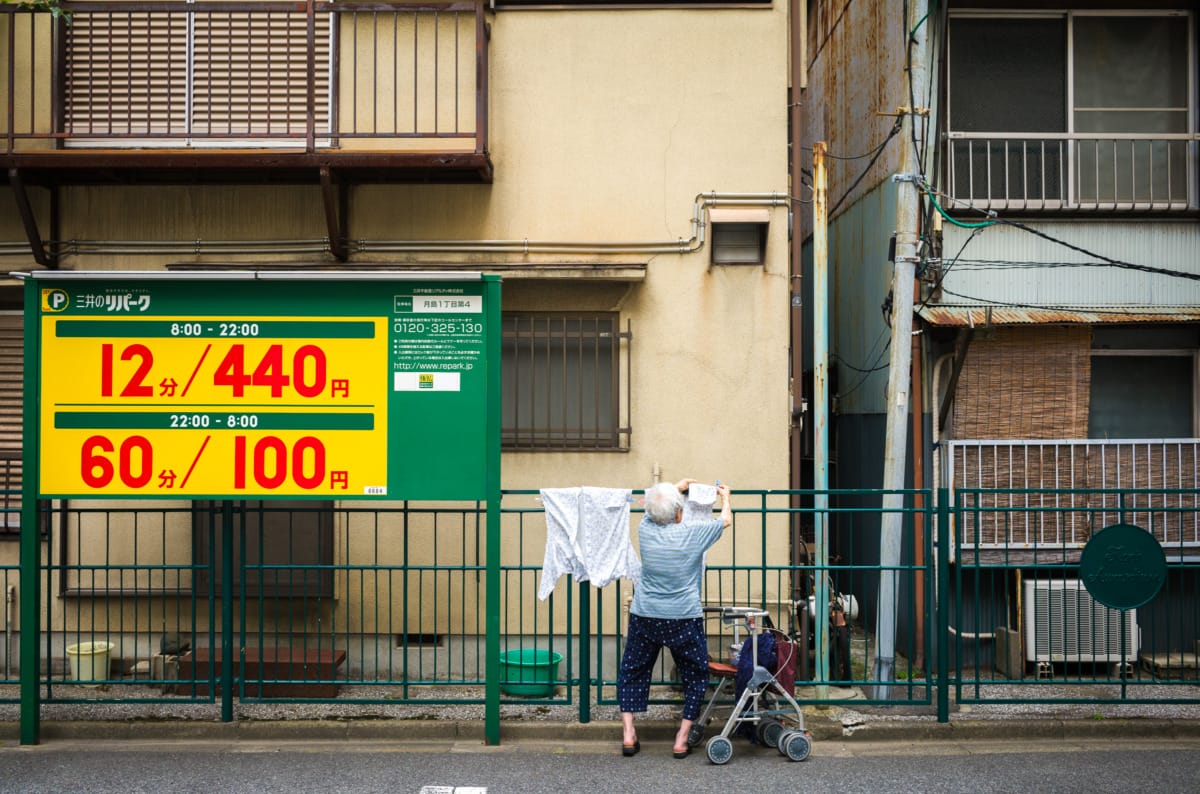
690 605 812 765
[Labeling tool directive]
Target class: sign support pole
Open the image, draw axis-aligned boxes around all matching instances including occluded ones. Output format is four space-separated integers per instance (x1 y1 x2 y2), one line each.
19 276 41 745
484 276 502 745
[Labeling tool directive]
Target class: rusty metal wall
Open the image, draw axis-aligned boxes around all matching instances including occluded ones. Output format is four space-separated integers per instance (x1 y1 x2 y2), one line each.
800 0 907 242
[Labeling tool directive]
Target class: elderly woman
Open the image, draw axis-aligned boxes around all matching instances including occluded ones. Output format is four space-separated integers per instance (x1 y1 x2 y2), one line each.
618 477 732 758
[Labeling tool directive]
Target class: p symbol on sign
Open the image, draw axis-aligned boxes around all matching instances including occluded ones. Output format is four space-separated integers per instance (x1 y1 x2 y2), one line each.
42 289 70 313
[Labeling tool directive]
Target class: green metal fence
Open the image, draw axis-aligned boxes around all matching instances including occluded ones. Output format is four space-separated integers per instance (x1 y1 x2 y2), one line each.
6 485 1200 731
951 488 1200 706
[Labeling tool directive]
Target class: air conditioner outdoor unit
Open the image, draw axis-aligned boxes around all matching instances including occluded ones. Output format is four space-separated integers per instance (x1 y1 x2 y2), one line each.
1023 579 1138 664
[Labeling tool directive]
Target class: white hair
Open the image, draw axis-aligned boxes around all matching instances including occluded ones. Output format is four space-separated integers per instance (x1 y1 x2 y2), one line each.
644 482 684 524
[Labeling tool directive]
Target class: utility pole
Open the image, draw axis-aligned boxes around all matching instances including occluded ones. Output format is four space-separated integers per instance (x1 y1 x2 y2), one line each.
873 0 929 699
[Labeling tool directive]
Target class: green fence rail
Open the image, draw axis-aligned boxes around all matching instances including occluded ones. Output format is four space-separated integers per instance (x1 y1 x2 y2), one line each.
4 486 1199 732
951 488 1200 706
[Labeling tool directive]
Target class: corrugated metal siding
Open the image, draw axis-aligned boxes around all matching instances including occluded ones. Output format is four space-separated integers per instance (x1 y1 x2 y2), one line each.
936 222 1200 315
830 180 897 416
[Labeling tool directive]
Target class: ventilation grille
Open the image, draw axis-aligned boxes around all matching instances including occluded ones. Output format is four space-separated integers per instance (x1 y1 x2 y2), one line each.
1023 579 1138 663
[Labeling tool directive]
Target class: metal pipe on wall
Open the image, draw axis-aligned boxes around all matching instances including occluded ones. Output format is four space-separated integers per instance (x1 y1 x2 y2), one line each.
0 193 790 261
788 0 809 653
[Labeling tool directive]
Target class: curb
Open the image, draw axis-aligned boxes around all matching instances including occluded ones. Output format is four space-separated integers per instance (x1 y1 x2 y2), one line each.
6 715 1200 745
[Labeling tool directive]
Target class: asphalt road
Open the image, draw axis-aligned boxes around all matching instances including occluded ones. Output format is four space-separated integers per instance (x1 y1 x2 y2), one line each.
3 737 1199 794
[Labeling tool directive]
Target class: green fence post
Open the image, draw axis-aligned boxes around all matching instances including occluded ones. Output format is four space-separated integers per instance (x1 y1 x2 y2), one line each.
19 275 41 745
579 582 591 723
221 500 234 722
484 276 502 746
936 488 950 723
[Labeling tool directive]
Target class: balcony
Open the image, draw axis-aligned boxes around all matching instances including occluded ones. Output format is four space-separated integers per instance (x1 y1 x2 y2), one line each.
1 1 490 178
1 1 490 179
945 439 1200 558
2 1 491 262
945 133 1196 214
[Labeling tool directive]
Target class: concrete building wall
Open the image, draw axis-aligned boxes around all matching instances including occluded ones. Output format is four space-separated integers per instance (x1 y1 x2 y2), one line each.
0 6 796 639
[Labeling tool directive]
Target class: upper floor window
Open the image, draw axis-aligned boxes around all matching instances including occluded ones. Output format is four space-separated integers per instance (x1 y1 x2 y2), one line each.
1089 326 1199 440
947 11 1194 212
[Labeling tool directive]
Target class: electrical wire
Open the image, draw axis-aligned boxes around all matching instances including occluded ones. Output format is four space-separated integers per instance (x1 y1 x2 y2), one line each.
951 259 1115 270
916 226 981 314
920 180 1200 282
823 136 900 162
936 287 1200 316
837 337 892 401
809 0 856 72
833 353 891 374
829 117 903 215
997 219 1200 283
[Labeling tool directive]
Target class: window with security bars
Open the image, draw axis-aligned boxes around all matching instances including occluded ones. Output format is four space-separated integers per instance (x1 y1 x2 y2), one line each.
192 500 334 598
502 313 631 451
0 314 22 536
63 7 332 145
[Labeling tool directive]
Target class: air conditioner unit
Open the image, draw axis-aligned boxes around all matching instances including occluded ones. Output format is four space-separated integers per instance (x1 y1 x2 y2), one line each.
1023 579 1138 664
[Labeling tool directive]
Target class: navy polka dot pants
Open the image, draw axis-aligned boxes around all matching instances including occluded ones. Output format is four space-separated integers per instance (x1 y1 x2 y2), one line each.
618 614 709 721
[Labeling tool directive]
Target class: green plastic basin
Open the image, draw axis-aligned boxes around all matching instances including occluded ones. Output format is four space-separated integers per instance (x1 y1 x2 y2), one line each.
499 648 563 697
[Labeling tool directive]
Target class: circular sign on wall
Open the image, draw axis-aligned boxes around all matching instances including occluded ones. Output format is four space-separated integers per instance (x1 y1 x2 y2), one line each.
1079 523 1167 610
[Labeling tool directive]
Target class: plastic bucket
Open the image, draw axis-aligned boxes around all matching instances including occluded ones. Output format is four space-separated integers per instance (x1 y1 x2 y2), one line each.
66 641 113 687
499 648 562 697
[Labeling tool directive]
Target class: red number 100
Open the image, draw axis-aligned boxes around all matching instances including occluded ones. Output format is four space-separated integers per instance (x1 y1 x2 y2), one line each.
233 436 325 490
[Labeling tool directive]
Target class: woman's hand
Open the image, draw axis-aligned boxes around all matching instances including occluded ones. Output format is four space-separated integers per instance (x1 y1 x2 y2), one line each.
674 478 697 493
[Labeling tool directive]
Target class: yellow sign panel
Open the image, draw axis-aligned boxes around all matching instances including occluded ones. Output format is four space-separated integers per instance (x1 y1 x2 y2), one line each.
40 315 389 497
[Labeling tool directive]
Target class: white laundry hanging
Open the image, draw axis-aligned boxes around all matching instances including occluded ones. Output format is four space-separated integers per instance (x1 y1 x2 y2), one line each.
683 482 719 594
538 487 641 601
682 482 718 522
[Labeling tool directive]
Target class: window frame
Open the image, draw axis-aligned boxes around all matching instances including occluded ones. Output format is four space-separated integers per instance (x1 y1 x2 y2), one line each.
945 9 1197 211
501 311 632 452
1088 348 1199 440
192 500 336 599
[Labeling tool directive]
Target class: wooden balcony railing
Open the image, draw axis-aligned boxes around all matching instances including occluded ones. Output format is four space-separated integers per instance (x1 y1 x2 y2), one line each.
0 1 491 182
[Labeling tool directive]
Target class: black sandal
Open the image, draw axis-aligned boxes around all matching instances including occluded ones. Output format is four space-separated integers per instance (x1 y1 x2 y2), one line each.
622 739 640 757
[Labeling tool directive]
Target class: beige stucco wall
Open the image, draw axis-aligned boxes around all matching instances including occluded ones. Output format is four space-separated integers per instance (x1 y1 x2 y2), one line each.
1 6 795 648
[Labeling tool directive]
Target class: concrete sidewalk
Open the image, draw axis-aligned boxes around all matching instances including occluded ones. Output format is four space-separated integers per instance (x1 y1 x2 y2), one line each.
5 679 1200 747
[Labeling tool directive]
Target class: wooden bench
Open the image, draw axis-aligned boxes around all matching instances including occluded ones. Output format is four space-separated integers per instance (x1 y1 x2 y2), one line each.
177 647 346 697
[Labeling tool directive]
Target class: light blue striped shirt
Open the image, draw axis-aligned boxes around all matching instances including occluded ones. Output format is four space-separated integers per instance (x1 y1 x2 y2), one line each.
629 515 724 619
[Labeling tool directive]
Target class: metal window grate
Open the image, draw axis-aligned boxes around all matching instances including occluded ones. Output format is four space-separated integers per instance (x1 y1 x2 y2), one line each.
501 313 631 451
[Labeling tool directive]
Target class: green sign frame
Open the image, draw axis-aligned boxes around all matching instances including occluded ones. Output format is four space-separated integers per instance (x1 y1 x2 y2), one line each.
30 272 496 501
18 271 503 745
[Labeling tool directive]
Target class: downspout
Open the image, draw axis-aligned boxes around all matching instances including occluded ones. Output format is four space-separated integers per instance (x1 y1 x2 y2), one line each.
788 0 809 661
911 306 925 669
